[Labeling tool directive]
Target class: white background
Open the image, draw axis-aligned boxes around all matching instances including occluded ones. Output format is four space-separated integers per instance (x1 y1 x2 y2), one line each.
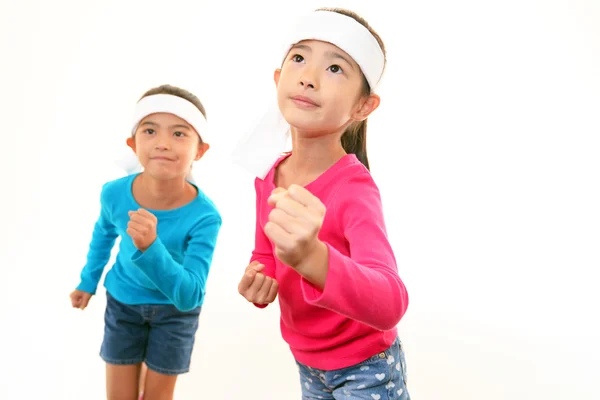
1 0 599 399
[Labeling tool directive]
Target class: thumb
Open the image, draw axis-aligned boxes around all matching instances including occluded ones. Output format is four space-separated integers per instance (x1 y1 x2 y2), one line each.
239 263 263 292
248 261 265 272
268 188 287 206
81 296 91 310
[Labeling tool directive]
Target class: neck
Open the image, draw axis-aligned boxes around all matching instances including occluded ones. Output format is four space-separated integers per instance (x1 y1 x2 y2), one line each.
288 127 347 174
138 172 188 206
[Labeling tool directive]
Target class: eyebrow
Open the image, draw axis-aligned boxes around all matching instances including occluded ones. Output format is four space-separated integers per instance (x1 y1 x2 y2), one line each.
290 44 356 71
170 124 191 130
140 121 191 130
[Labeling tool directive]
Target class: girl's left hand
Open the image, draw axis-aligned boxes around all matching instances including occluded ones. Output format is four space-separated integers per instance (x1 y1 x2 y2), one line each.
265 184 326 269
127 208 157 252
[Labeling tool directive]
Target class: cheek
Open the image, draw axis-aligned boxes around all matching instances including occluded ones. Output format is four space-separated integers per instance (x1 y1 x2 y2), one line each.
178 141 200 159
278 67 298 91
324 93 354 118
329 85 362 114
135 140 151 156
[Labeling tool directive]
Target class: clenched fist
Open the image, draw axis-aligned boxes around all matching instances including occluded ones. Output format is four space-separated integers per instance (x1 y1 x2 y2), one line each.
70 289 92 310
238 261 279 305
127 208 157 252
265 184 326 269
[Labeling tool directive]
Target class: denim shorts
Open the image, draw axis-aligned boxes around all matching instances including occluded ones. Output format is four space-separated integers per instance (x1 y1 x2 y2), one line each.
100 292 201 375
296 337 410 400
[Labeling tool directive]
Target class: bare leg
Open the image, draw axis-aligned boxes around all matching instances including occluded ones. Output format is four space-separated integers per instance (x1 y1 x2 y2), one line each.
138 363 148 399
106 363 142 400
142 368 178 400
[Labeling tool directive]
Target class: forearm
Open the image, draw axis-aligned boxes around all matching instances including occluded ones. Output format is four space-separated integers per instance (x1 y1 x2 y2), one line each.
300 243 408 331
77 216 117 294
294 240 329 290
132 238 205 312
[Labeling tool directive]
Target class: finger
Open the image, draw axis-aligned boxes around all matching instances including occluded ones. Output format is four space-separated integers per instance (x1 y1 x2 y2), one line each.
264 221 295 250
81 298 90 309
136 208 157 221
129 212 153 226
126 228 144 244
272 195 307 218
239 267 259 293
255 277 274 304
266 279 279 303
127 221 147 234
246 273 265 301
268 208 299 234
246 261 265 273
287 184 326 213
268 188 288 207
126 227 139 238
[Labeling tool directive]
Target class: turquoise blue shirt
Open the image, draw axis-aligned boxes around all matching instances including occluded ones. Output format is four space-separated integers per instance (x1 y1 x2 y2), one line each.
77 173 222 311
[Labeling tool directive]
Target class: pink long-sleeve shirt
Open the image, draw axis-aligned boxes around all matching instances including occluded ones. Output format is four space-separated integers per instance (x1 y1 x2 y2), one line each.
250 154 409 370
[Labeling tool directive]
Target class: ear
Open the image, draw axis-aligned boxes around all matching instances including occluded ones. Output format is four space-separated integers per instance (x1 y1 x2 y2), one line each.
274 68 281 87
351 94 381 122
194 142 210 161
126 136 136 152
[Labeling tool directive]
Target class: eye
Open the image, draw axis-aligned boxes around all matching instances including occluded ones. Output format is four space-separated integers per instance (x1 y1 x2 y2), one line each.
143 128 155 135
291 54 304 63
328 64 343 74
173 131 186 137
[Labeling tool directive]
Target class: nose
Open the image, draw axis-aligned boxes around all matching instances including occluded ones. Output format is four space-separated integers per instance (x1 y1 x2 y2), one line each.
298 67 318 90
154 135 171 150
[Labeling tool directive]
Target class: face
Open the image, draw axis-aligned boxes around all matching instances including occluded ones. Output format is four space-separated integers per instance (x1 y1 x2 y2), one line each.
274 40 380 136
126 112 208 180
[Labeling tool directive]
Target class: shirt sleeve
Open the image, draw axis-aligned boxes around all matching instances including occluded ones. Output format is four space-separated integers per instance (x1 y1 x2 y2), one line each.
300 172 409 331
77 184 119 294
131 214 222 312
249 177 277 308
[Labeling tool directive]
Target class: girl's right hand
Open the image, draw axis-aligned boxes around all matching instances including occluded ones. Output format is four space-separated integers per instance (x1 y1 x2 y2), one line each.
70 289 93 310
238 261 279 305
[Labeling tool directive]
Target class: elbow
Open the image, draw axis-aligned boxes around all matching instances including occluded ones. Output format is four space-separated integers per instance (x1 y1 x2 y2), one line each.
376 305 408 331
376 308 405 331
173 300 196 313
375 280 410 331
173 287 204 313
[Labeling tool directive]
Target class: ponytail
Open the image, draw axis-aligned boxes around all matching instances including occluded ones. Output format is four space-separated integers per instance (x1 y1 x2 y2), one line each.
341 119 369 170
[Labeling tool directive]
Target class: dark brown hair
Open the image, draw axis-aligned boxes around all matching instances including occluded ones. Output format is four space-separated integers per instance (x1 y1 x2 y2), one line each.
139 84 207 143
316 8 387 170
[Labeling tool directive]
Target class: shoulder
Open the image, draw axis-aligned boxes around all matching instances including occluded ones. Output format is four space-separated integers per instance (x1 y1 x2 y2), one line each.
189 187 222 226
330 167 383 222
333 162 381 200
99 174 135 204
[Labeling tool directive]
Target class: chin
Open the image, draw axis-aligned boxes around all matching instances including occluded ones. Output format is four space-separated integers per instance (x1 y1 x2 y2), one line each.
281 109 319 130
144 168 184 181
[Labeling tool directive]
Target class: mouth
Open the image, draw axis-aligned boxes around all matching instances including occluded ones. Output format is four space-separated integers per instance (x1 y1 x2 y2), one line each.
290 95 319 108
150 156 175 161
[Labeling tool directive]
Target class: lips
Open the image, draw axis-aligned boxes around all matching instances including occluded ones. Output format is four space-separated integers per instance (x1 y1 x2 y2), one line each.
151 156 174 161
291 95 319 107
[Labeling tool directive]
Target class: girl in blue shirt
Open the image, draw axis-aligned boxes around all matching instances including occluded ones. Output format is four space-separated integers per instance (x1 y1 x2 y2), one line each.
70 84 222 400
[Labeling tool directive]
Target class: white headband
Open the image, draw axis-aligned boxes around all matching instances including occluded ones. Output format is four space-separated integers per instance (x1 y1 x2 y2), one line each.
115 94 208 183
131 94 209 142
232 10 385 179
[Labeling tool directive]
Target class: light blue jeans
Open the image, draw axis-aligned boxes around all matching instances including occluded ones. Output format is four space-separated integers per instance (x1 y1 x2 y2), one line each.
296 337 410 400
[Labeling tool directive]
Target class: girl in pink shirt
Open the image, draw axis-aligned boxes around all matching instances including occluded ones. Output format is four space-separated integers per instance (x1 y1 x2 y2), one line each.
235 7 410 399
